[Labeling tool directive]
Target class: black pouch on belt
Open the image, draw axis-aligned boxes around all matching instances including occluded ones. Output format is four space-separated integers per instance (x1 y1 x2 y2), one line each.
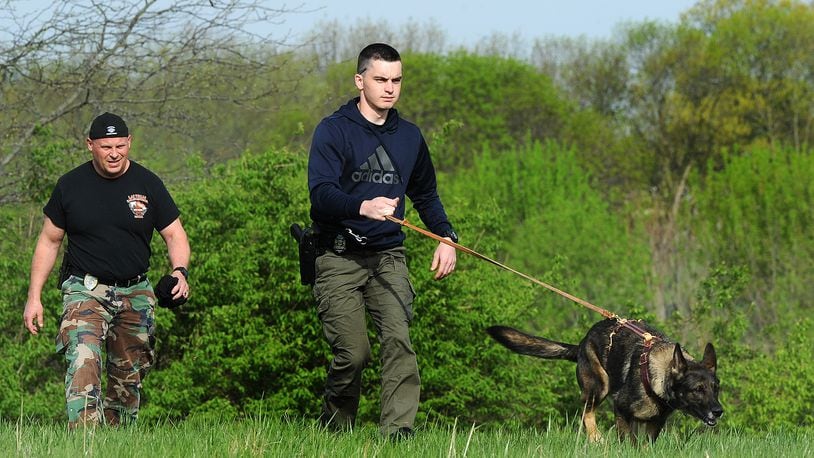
290 223 319 285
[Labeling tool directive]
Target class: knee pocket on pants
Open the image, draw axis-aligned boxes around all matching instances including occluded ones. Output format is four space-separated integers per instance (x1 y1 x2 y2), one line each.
106 335 155 382
336 348 371 371
332 332 372 367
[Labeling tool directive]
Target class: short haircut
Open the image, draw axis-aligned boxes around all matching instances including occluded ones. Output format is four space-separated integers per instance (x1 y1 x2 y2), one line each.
357 43 401 74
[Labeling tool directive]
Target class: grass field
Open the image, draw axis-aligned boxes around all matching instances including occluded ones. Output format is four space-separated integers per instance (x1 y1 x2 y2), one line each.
3 414 812 457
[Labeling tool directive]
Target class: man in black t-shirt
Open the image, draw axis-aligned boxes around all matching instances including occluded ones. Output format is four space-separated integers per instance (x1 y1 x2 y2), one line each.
23 112 191 428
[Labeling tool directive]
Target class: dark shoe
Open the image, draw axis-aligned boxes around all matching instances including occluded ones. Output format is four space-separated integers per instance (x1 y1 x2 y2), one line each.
319 412 353 433
319 398 356 433
388 427 414 441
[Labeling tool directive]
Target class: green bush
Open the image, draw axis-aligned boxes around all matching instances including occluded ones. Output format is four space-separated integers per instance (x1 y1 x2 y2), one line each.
449 142 652 323
141 149 322 421
2 141 812 433
140 148 586 428
0 206 66 421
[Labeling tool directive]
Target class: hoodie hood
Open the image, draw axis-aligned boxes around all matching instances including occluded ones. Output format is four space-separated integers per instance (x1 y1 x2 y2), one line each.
337 97 399 134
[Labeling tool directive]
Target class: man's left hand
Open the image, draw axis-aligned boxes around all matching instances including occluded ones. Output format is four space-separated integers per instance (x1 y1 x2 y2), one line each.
170 270 190 300
430 239 457 280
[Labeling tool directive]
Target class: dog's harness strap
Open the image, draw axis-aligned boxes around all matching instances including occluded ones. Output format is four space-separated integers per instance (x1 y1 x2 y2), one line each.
611 320 662 400
639 339 655 394
639 339 672 408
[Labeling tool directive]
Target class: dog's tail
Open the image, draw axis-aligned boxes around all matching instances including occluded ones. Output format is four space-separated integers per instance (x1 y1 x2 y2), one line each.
486 326 578 362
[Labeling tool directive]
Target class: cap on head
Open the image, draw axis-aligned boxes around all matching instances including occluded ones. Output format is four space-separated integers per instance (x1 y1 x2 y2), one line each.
88 112 129 139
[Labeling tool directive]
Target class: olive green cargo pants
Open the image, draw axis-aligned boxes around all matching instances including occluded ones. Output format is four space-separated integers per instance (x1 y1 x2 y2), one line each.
313 246 418 436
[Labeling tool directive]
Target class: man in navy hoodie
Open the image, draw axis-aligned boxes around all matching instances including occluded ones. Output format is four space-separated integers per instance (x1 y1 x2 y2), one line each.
308 43 457 439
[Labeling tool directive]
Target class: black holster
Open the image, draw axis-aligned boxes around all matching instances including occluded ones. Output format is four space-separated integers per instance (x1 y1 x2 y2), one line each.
290 223 319 286
56 249 71 290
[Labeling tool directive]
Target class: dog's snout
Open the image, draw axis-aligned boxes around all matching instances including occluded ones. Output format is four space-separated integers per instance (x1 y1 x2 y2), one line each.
703 408 723 427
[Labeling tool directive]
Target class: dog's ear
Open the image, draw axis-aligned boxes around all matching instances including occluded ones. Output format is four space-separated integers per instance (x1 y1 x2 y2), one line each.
701 343 717 373
670 343 688 376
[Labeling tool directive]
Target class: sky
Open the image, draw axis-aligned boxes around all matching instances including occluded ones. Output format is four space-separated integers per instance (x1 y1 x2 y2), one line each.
4 1 699 48
280 0 699 46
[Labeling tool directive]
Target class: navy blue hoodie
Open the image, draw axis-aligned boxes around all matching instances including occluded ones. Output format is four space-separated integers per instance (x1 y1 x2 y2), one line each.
308 97 452 250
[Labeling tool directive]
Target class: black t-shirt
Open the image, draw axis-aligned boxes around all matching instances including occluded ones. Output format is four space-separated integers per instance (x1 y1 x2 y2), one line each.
44 160 180 280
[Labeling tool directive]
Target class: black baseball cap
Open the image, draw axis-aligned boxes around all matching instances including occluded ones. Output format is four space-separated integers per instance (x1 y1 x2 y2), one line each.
155 274 187 309
88 112 129 139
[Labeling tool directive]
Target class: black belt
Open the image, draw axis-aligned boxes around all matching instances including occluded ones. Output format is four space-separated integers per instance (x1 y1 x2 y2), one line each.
70 270 148 288
317 233 400 255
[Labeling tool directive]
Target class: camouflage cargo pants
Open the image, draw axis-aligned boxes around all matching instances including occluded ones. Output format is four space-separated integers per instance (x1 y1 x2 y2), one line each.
312 246 419 436
56 275 156 428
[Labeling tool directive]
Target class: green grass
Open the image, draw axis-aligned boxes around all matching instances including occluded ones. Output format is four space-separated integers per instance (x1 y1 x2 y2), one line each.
2 414 812 457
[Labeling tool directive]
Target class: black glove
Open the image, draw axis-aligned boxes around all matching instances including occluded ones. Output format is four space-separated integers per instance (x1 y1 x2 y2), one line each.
155 274 187 309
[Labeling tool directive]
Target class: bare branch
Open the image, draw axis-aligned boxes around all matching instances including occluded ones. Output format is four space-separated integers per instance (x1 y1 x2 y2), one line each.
0 0 310 198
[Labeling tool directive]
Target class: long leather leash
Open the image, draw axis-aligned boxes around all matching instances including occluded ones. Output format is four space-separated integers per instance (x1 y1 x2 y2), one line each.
386 215 665 396
385 215 657 343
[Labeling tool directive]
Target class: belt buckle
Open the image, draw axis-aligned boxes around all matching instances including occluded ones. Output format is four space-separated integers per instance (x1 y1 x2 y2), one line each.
83 274 98 290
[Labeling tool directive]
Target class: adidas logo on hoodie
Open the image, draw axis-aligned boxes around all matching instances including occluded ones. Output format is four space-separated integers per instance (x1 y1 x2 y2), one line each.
352 146 402 184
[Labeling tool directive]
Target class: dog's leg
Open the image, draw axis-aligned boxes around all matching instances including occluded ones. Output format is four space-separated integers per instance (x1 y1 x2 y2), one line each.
578 345 609 443
643 418 666 443
614 413 633 443
582 401 602 443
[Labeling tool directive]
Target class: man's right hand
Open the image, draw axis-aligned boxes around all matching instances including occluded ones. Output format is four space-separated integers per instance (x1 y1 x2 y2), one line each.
360 196 399 221
23 299 44 335
24 217 64 336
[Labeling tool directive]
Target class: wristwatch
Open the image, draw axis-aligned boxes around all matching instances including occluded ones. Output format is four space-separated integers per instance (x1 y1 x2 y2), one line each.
173 266 189 280
440 229 459 243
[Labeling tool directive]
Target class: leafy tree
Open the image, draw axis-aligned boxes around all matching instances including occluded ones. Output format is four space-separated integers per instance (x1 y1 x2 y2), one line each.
683 0 814 150
304 17 451 72
399 52 572 171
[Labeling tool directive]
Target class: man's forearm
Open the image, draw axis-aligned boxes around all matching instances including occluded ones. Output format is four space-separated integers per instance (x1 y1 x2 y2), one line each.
163 223 190 270
27 238 61 300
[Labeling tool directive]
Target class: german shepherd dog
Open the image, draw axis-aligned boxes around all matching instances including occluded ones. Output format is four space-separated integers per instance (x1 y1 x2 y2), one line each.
487 319 723 443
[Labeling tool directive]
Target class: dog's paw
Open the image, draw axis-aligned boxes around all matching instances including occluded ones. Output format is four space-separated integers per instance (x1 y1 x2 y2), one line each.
588 433 604 443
